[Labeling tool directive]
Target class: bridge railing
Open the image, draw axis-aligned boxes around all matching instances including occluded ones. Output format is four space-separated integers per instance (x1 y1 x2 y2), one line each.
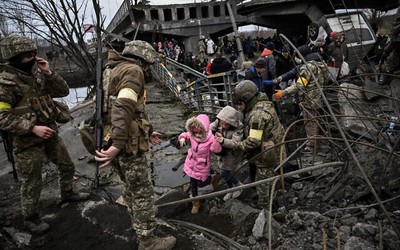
151 57 238 117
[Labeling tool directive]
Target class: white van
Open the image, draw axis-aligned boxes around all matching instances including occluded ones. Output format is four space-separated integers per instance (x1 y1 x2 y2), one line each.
308 11 376 71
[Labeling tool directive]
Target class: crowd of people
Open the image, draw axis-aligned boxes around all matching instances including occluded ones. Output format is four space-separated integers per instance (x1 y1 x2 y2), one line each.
154 29 351 88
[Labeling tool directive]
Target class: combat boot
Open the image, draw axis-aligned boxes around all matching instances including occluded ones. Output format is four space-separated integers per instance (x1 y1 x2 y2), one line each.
191 200 200 214
24 214 50 234
61 190 90 203
138 235 176 250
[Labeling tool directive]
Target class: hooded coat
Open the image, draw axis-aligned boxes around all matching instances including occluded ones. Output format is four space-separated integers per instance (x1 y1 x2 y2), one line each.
210 106 244 171
179 114 222 181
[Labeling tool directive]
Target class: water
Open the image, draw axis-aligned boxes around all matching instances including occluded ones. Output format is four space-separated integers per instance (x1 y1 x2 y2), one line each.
54 86 92 108
150 141 190 188
56 87 190 188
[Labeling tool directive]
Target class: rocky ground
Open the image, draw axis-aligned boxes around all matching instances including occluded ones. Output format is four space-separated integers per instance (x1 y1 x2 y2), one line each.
1 73 400 249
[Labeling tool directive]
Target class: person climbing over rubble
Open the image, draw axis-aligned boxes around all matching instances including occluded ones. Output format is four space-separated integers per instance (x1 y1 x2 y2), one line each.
210 106 244 201
94 41 176 250
0 35 90 235
233 80 286 208
273 45 329 154
178 114 222 214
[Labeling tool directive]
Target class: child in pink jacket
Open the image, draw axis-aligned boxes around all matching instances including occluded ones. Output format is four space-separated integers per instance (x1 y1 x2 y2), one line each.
178 114 222 214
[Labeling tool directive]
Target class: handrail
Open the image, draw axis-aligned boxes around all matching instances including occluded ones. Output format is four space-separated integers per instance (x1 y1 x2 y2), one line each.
151 57 238 117
165 57 207 79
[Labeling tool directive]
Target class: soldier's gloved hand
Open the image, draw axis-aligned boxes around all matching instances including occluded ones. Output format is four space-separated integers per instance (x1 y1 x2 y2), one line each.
95 146 121 168
273 90 284 100
32 125 55 139
178 138 186 147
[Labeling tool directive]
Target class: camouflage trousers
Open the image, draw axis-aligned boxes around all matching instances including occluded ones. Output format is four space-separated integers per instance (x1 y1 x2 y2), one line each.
114 152 156 237
255 163 275 208
253 148 280 208
303 107 320 150
15 136 75 218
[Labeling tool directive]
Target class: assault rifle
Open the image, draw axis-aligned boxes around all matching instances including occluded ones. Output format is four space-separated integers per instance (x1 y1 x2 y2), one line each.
1 130 18 182
93 0 103 192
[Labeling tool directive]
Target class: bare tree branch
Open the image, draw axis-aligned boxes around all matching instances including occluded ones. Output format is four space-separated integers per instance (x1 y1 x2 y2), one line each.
0 0 101 84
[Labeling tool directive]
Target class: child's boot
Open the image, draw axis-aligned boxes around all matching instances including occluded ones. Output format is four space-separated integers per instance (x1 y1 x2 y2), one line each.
191 200 200 214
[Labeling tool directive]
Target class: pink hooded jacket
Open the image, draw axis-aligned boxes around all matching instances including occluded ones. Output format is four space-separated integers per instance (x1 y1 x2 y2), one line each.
178 114 222 181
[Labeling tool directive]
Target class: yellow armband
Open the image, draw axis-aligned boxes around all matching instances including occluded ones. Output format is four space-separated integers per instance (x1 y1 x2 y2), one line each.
249 129 263 140
117 88 138 102
297 77 309 86
0 102 11 110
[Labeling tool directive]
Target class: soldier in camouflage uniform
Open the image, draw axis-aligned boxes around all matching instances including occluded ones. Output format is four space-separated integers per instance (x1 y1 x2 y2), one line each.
0 35 89 234
198 36 206 60
94 41 176 250
380 0 400 84
274 45 329 153
233 80 286 208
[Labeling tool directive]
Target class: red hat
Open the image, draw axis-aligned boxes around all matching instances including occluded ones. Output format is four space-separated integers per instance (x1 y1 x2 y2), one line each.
330 31 338 40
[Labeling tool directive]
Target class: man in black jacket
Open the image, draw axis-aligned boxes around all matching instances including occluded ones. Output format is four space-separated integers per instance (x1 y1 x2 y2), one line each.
210 52 232 107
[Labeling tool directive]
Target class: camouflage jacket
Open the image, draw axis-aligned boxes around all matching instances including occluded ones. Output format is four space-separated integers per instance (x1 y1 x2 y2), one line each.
198 40 206 53
0 64 69 152
283 60 328 109
237 93 285 157
104 50 149 151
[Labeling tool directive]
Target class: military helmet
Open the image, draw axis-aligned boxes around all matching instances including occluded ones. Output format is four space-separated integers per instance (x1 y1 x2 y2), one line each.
0 35 37 60
233 80 259 103
122 40 157 64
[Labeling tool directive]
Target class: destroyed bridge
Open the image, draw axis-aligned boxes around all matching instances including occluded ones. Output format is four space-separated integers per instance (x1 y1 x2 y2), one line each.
104 0 398 53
